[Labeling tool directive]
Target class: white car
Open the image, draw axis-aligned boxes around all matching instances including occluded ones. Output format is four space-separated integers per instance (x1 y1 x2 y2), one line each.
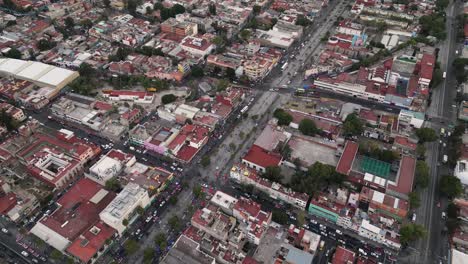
1 228 8 233
21 251 29 257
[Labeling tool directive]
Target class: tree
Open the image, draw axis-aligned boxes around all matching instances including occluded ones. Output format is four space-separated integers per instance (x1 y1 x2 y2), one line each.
168 195 178 205
447 202 459 219
240 29 251 41
262 166 282 182
78 62 96 78
272 209 288 224
191 65 204 78
124 239 139 255
299 119 320 136
297 211 306 226
399 224 427 245
5 47 21 59
440 175 463 198
229 142 237 151
216 79 230 91
239 131 245 139
408 191 421 209
122 218 129 226
50 249 63 260
161 94 177 104
64 17 75 29
273 108 293 126
80 19 93 29
103 0 111 7
154 233 167 249
105 177 122 192
0 109 17 132
342 113 364 137
193 184 204 198
253 5 261 14
37 39 56 51
416 144 426 158
209 3 216 15
415 161 430 188
172 4 185 14
296 15 310 26
212 35 226 47
279 142 292 159
201 155 210 167
135 205 145 215
168 215 181 230
143 247 154 264
225 68 236 80
415 128 438 143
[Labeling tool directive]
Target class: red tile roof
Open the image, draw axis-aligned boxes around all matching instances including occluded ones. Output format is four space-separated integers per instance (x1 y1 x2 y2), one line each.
387 156 416 196
94 101 113 111
332 246 356 264
0 193 17 214
242 145 282 169
38 178 115 241
394 136 417 151
106 149 134 162
176 145 198 162
359 109 378 123
66 221 116 263
336 141 359 175
121 108 140 120
465 24 468 38
419 53 435 80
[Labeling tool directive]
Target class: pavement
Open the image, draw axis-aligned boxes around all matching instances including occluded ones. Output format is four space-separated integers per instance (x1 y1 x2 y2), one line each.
408 2 461 264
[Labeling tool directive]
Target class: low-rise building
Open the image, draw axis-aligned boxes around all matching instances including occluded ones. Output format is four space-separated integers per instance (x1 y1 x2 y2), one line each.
230 164 309 209
99 183 150 235
30 178 116 252
0 102 26 122
161 235 216 264
332 246 356 264
241 145 282 173
102 90 155 104
87 149 136 185
180 36 215 57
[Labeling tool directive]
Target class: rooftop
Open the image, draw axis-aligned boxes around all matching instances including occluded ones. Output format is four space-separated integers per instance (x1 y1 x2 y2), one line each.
161 235 215 264
387 155 416 196
242 145 282 169
66 221 116 263
32 178 115 241
332 246 356 264
336 141 359 175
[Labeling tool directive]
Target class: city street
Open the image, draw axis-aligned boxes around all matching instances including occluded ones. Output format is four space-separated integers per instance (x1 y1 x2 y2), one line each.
409 1 461 264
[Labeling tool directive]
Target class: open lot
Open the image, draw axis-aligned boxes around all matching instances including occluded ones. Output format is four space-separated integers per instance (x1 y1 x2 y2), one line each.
289 136 339 167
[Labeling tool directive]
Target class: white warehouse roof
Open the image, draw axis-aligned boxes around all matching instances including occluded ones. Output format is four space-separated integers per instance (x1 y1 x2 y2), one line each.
0 58 79 89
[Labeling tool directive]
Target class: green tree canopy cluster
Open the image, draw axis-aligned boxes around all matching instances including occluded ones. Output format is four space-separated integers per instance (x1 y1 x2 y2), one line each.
290 162 346 196
161 94 177 104
273 108 293 126
419 13 446 40
415 127 438 143
399 224 427 245
415 161 430 188
358 141 399 163
261 166 283 182
342 113 364 137
440 175 463 198
153 3 186 21
299 119 321 136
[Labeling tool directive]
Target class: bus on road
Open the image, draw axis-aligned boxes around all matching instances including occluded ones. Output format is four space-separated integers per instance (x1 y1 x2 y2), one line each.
281 62 288 71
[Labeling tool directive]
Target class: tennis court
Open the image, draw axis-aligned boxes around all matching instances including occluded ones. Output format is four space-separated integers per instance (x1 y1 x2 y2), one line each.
360 156 391 178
